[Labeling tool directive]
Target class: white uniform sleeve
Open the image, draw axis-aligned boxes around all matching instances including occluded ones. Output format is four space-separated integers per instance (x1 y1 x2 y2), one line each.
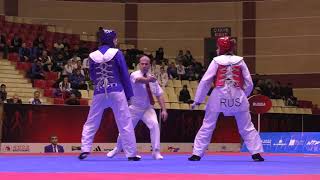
151 81 163 97
194 60 218 103
130 72 137 84
240 60 254 97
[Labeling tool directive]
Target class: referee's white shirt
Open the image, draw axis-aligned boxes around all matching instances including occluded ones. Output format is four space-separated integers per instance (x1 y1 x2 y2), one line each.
130 70 163 109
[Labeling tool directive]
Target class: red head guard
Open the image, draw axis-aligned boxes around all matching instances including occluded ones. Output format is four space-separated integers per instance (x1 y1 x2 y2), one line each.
217 36 234 55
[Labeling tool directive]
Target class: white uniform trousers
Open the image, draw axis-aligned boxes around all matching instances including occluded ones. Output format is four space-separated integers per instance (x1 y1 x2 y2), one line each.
81 91 137 157
115 106 161 151
193 109 263 157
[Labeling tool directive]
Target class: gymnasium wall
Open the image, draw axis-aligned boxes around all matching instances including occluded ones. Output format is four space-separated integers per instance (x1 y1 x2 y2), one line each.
137 2 243 59
18 0 125 39
255 0 320 74
0 0 4 15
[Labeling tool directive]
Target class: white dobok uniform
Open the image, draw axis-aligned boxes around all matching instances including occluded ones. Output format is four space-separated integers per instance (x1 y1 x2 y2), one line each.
192 55 263 157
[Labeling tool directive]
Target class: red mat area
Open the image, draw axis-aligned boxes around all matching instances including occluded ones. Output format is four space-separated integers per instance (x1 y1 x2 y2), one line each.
0 173 319 180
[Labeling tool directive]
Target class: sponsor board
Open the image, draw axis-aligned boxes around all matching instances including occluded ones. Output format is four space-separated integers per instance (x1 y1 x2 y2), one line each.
241 132 320 154
0 143 240 153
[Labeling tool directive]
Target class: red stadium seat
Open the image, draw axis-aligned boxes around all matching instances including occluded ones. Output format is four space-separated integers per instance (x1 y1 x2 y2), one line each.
54 98 65 105
45 80 56 89
33 79 46 89
43 88 54 97
80 98 89 106
46 72 59 81
8 53 19 61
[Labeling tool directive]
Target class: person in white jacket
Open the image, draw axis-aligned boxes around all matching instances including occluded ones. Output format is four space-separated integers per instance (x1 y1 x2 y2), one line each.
189 36 264 162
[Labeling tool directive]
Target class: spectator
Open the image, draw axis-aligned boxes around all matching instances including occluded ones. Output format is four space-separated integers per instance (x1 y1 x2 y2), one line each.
33 35 45 49
70 69 87 90
185 65 196 81
155 47 164 64
10 33 22 53
0 84 7 102
43 62 57 73
192 59 203 80
39 50 52 65
57 76 72 99
82 56 90 79
53 53 65 72
272 81 282 99
176 50 185 63
96 26 104 44
62 46 72 60
28 91 43 105
63 59 74 76
0 33 9 58
183 50 194 67
62 38 70 49
44 135 64 153
167 62 178 79
30 60 45 80
64 93 80 105
179 85 193 104
176 61 186 80
150 60 160 76
53 39 64 51
252 87 262 96
157 66 168 87
7 94 22 104
283 83 294 99
19 42 31 62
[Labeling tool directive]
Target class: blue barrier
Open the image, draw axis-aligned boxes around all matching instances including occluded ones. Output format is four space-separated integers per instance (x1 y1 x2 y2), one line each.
241 132 320 153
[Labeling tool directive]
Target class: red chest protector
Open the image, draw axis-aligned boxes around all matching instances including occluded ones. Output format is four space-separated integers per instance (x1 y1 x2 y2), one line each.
214 65 244 88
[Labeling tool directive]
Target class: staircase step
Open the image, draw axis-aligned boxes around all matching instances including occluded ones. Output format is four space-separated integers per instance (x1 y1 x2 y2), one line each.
0 60 11 65
7 88 37 93
0 70 21 75
0 74 24 78
4 83 33 88
0 78 29 83
0 65 16 70
8 91 35 97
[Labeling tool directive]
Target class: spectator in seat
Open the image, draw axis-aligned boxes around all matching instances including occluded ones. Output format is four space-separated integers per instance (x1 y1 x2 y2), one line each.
28 90 43 105
44 135 64 153
183 50 194 67
0 33 9 59
10 33 22 53
53 39 64 51
30 60 45 80
252 87 262 96
176 50 185 63
157 66 168 87
82 56 90 79
176 61 186 80
63 59 74 76
62 38 70 49
62 46 72 60
19 42 31 62
39 50 52 65
7 94 22 104
155 47 164 64
53 53 65 72
0 84 7 102
70 69 87 90
57 76 72 99
179 85 193 104
167 62 178 79
64 93 80 105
